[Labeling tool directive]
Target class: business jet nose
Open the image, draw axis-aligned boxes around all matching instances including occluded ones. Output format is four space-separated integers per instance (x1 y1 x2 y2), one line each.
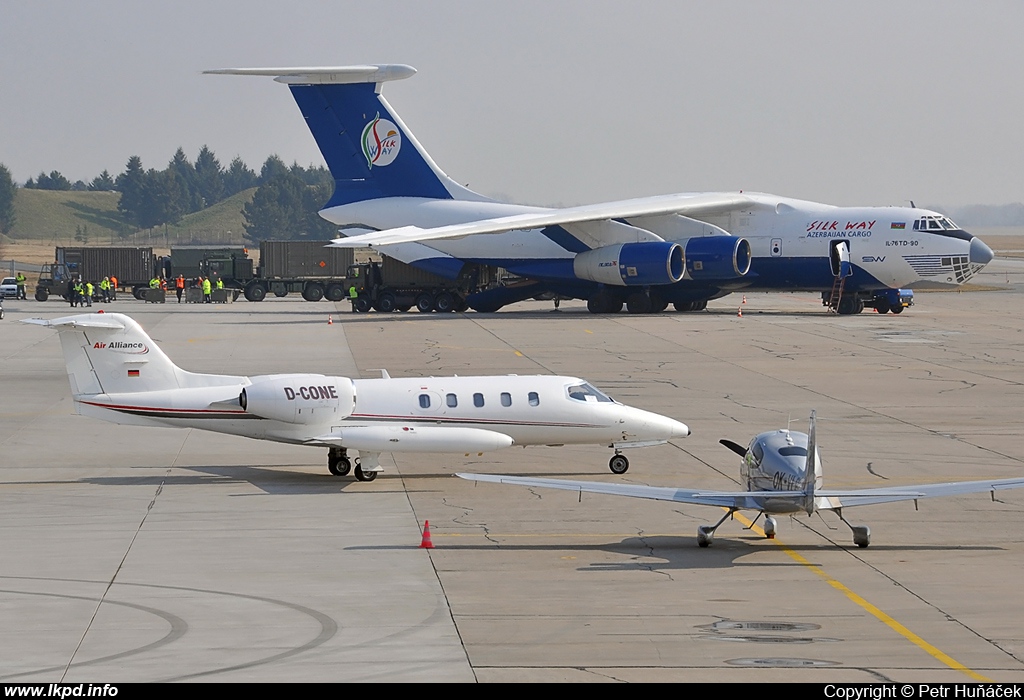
970 236 994 266
648 414 690 439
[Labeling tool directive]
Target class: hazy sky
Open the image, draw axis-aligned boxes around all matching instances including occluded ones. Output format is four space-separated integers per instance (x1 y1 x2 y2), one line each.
2 1 1021 208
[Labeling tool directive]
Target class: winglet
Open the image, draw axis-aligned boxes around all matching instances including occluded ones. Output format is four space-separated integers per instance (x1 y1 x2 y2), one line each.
803 410 818 514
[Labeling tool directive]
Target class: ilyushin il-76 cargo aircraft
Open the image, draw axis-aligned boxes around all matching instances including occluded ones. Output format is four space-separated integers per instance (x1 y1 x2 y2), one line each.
207 64 994 315
25 313 689 480
459 412 1024 547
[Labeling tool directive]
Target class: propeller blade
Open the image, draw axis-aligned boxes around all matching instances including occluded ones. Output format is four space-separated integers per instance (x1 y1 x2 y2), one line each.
719 439 747 457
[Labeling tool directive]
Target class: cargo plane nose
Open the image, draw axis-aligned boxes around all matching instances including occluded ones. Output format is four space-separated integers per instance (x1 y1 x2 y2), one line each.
970 236 994 266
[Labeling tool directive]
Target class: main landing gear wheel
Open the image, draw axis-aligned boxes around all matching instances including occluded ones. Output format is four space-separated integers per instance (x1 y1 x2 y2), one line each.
327 451 352 476
851 525 871 548
609 454 629 474
697 525 714 548
763 515 778 539
355 464 378 482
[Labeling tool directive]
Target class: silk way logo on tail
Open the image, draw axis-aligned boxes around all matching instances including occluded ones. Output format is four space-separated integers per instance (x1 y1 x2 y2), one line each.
361 114 401 168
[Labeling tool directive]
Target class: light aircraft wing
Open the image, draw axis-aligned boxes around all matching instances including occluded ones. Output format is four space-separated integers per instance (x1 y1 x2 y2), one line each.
817 477 1024 509
330 192 753 248
457 473 801 510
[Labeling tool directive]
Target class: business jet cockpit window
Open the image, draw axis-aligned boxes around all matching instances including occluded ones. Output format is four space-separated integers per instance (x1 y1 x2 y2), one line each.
566 382 614 403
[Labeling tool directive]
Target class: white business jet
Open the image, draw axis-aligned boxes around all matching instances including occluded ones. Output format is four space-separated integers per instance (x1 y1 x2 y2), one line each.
25 313 689 480
459 412 1024 547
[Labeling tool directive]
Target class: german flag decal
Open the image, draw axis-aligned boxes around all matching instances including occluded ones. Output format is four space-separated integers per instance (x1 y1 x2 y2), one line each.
128 369 140 377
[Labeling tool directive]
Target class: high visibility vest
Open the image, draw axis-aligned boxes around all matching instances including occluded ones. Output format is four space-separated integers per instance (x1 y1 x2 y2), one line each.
349 286 358 299
202 279 212 294
216 279 224 289
176 277 184 289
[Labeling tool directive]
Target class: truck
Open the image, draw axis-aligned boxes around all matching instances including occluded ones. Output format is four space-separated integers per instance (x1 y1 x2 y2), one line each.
35 247 157 301
345 258 542 313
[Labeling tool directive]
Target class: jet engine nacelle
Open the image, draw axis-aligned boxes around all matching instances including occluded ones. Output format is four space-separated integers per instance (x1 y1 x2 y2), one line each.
573 242 684 286
682 236 751 280
241 374 355 424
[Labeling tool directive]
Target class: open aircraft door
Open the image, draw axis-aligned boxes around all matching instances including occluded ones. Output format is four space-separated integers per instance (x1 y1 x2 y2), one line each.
829 240 852 278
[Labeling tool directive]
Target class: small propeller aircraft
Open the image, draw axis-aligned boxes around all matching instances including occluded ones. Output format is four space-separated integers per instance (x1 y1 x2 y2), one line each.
25 313 689 480
458 411 1024 547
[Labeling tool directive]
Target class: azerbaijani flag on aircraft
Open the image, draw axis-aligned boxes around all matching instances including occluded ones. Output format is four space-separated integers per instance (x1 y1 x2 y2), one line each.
891 222 906 229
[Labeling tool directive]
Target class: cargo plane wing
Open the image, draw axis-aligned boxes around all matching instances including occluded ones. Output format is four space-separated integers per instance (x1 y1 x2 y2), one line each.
459 412 1024 547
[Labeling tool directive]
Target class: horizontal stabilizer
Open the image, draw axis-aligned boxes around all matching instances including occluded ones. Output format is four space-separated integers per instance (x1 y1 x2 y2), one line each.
22 315 126 331
203 64 416 85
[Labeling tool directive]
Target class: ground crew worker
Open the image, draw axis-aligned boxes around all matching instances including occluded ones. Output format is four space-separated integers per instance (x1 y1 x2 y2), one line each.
175 275 185 303
202 276 212 303
150 276 159 289
348 284 359 312
109 275 117 301
15 272 26 300
70 280 83 308
216 278 224 290
99 277 110 303
84 281 94 307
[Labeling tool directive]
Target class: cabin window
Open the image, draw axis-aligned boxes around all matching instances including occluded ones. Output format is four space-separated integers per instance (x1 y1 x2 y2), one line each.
777 446 807 457
751 441 764 467
473 393 484 407
446 393 458 408
528 392 540 406
418 394 431 409
501 392 512 407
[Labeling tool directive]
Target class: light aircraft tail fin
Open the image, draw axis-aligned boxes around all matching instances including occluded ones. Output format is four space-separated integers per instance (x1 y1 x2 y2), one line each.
23 313 234 397
204 65 488 208
803 410 818 514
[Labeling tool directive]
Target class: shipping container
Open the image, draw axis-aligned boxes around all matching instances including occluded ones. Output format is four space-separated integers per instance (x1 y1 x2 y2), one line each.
35 247 156 301
259 241 354 279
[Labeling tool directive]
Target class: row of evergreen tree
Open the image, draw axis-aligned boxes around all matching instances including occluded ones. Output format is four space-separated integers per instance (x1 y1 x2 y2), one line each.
6 147 339 241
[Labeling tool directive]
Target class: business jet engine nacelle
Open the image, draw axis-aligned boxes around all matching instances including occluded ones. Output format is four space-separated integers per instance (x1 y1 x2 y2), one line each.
573 242 684 286
682 236 752 280
240 374 356 424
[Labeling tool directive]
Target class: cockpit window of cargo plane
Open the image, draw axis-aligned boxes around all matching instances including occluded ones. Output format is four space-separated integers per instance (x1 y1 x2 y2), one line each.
915 216 960 232
566 383 614 403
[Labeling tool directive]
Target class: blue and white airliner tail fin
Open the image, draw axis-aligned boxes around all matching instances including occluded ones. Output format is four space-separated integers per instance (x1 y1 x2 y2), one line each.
204 65 490 209
23 313 241 397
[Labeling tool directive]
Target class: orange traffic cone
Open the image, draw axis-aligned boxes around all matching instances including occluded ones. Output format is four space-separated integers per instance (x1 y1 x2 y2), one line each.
327 314 333 325
419 520 434 549
737 307 743 318
742 295 747 304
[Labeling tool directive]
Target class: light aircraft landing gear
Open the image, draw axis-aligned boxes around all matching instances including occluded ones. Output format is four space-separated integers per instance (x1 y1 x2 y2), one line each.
609 452 629 474
327 447 351 476
697 508 737 547
838 509 871 547
763 515 778 539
